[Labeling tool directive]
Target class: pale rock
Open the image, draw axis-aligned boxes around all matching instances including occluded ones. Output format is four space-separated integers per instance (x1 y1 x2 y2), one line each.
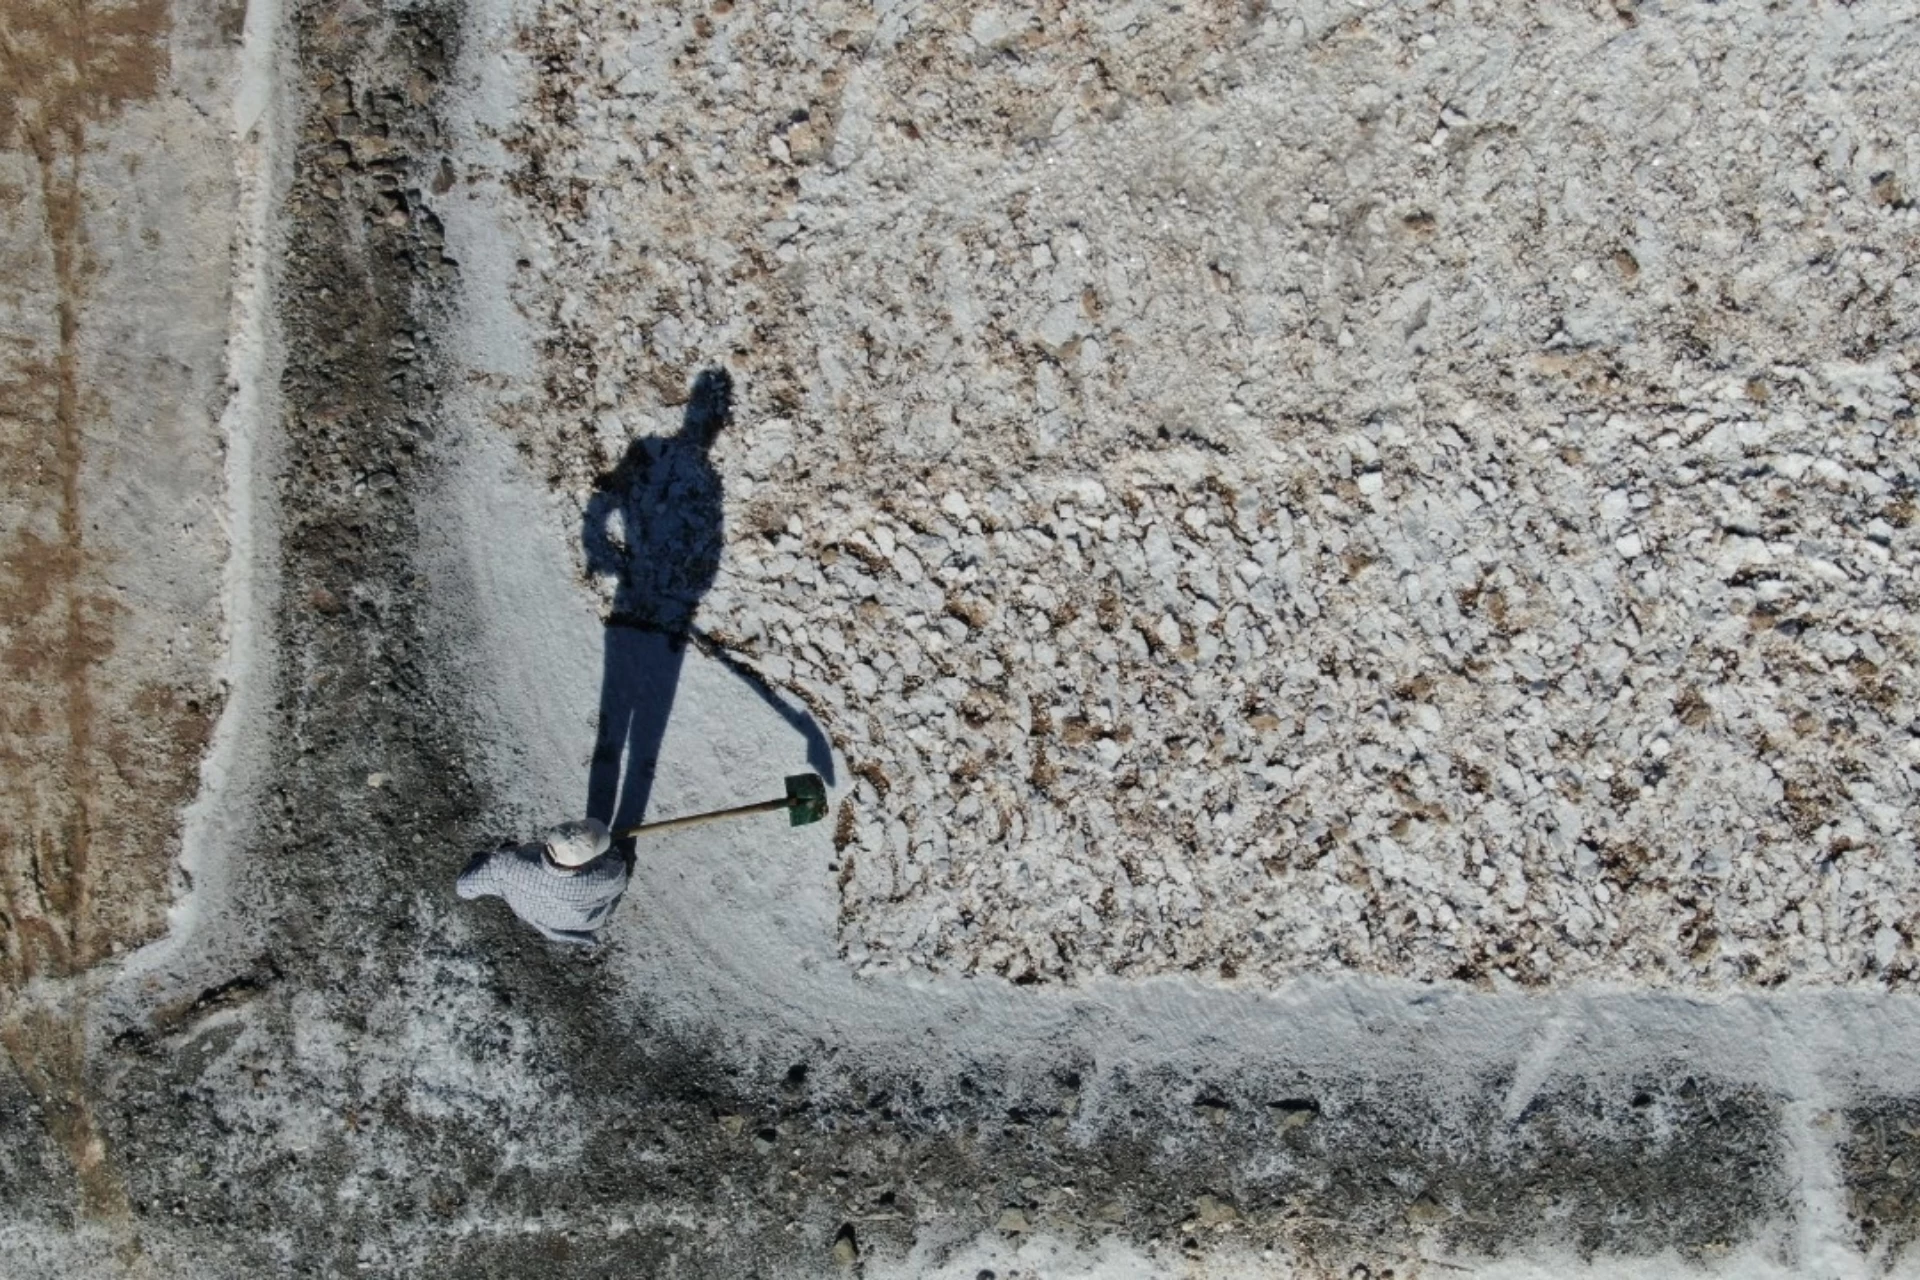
1876 927 1901 970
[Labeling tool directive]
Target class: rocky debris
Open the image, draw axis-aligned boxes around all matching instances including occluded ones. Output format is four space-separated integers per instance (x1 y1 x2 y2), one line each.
1842 1095 1920 1259
500 1 1920 991
832 1222 859 1265
1195 1095 1233 1125
1406 1191 1449 1226
1192 1192 1239 1226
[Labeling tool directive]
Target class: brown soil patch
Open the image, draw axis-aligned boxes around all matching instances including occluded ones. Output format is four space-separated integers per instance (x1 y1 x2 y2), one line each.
1 0 206 1231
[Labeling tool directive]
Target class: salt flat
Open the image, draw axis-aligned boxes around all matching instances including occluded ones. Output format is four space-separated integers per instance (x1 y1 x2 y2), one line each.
499 0 1920 988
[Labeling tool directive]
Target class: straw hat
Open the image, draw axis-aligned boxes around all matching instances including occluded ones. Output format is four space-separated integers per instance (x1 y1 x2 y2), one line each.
544 818 611 870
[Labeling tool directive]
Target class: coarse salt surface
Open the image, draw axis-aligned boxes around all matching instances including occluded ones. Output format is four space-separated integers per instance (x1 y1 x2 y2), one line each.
499 0 1920 988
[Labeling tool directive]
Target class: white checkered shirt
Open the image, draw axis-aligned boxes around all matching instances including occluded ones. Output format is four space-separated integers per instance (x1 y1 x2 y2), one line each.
456 842 629 946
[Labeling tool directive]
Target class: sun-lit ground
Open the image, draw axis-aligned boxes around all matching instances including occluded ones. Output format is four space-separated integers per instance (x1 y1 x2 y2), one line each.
500 0 1920 988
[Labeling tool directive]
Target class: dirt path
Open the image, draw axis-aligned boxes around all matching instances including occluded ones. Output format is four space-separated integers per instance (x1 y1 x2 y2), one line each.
1 0 232 1235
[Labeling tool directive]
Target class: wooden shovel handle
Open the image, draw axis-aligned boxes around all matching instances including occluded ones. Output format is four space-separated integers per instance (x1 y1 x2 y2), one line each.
617 795 788 840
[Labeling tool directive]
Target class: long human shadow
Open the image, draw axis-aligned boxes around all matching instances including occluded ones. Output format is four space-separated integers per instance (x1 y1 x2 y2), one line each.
583 368 833 836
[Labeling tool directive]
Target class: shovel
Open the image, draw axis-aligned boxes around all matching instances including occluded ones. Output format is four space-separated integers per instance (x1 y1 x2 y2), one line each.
617 772 829 841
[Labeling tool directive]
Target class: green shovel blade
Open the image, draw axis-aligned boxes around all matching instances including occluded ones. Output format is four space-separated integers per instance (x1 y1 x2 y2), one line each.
784 773 828 827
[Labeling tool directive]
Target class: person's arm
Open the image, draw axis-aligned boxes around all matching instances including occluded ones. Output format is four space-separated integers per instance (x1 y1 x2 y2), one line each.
530 921 602 946
580 490 624 578
455 849 501 899
580 857 631 911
